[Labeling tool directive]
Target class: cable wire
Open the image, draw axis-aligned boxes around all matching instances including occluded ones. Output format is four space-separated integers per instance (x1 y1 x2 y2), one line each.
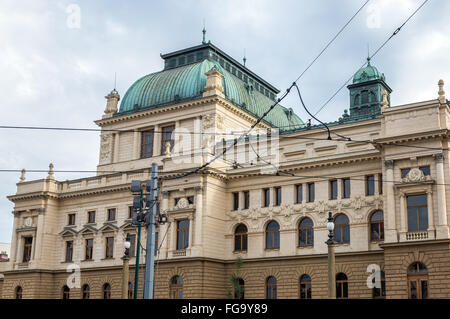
312 0 430 117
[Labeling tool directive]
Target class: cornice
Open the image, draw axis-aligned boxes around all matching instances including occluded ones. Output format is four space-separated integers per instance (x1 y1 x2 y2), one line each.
95 95 270 129
374 129 448 145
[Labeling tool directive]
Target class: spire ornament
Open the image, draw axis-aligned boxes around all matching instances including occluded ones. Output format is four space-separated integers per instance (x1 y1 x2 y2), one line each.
19 169 26 183
202 20 206 44
47 163 54 180
438 79 446 104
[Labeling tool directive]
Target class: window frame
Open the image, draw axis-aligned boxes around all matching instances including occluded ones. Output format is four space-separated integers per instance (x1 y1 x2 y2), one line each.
296 184 303 204
265 221 280 250
68 213 76 226
65 240 73 262
85 238 94 260
298 217 314 247
342 178 351 199
366 175 375 196
22 236 33 262
370 211 384 242
265 276 277 299
307 183 315 203
329 180 338 200
243 191 250 210
274 187 282 206
334 214 350 244
170 276 183 299
176 220 189 250
407 194 428 232
161 125 175 155
299 274 312 299
263 188 270 207
107 208 116 222
87 211 96 224
234 224 248 252
105 237 114 259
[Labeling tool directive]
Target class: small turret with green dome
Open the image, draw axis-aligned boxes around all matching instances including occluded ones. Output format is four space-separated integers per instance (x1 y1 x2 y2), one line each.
345 56 392 121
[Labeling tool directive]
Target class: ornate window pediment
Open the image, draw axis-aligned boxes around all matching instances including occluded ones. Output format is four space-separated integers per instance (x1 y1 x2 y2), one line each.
59 228 78 237
79 225 98 236
99 223 119 233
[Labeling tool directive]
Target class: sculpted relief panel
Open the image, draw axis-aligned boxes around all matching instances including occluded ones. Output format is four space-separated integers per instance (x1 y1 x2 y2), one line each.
99 134 113 164
226 195 384 231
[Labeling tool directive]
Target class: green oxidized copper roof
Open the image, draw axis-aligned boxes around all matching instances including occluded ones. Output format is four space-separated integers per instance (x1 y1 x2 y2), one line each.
118 58 303 128
352 58 385 84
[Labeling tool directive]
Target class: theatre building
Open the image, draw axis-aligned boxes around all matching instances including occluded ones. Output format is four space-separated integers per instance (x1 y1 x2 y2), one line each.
1 39 450 299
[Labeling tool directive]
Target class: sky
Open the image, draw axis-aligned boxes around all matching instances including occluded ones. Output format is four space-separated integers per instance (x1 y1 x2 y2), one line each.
0 0 449 243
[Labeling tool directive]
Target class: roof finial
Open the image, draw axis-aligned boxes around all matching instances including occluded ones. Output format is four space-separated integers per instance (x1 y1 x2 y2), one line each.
243 48 247 67
367 44 371 66
202 19 206 44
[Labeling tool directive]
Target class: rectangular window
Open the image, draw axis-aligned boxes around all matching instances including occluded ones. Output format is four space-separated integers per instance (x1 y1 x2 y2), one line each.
65 241 73 262
87 211 95 224
263 188 270 207
105 237 114 258
187 196 194 205
307 183 315 203
401 169 410 179
161 125 175 155
23 237 33 262
233 192 239 211
275 187 282 206
407 194 428 232
379 174 383 195
419 166 431 176
296 184 303 204
85 239 93 260
342 178 351 198
128 206 134 219
244 191 250 209
330 180 338 200
366 175 375 196
128 234 136 257
141 130 154 158
68 214 76 225
176 220 189 250
107 208 116 221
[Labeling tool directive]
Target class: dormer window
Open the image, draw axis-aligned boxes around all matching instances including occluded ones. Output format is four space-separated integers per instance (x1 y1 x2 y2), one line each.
361 90 369 104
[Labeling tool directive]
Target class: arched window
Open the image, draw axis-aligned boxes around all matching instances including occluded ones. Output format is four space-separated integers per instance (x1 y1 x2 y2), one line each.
334 215 350 244
62 285 70 299
233 278 245 299
266 276 277 299
103 283 111 299
336 273 348 299
372 271 386 299
298 218 314 247
128 282 133 299
408 262 428 299
265 221 280 249
234 224 248 252
361 90 369 104
15 286 22 299
82 284 90 299
354 94 360 106
370 211 384 242
170 276 183 299
299 274 312 299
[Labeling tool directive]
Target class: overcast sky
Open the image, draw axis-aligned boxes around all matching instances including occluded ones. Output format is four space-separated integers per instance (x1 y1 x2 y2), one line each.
0 0 449 243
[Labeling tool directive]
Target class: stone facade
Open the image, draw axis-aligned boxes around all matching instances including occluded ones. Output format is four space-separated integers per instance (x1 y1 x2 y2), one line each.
2 42 450 299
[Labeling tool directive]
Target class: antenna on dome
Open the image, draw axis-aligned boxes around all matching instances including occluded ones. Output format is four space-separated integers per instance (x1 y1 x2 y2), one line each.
202 19 207 44
111 72 118 94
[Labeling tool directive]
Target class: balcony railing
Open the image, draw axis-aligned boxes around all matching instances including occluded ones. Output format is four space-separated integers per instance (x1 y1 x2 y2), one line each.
406 231 428 241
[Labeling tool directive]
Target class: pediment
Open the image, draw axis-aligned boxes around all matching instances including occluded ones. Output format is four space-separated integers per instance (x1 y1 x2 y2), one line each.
59 227 78 237
79 225 98 236
99 223 119 233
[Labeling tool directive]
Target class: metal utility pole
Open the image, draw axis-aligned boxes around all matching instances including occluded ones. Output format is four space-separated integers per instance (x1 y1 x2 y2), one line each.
326 212 336 299
144 162 158 299
134 188 143 299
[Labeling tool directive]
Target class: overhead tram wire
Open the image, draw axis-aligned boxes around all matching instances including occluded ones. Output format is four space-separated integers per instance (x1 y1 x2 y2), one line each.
312 0 430 118
293 0 371 83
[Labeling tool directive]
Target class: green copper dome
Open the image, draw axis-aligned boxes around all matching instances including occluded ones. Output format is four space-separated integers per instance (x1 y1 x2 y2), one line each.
118 58 303 128
352 58 385 84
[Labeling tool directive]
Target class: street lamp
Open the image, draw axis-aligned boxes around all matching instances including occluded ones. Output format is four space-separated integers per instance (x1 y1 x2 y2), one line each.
122 234 131 299
326 212 336 299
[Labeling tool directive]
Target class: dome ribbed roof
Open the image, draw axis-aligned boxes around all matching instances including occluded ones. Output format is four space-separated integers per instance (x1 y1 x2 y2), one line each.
352 59 384 84
118 59 303 128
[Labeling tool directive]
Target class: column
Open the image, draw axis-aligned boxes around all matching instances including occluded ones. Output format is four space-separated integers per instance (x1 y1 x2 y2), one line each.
9 212 19 264
337 178 343 200
153 124 160 156
399 192 406 241
33 208 45 267
159 191 170 259
133 129 140 160
193 186 203 256
427 190 435 237
384 160 397 243
113 132 120 162
434 153 449 239
188 215 194 255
